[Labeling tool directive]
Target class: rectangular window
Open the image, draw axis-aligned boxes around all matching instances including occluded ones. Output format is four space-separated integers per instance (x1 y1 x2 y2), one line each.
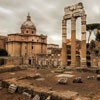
32 46 33 49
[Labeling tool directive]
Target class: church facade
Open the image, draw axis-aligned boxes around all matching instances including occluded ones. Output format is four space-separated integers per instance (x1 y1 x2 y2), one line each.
6 14 47 65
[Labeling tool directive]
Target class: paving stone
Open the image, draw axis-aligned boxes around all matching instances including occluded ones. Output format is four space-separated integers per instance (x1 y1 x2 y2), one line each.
23 92 31 99
62 91 79 99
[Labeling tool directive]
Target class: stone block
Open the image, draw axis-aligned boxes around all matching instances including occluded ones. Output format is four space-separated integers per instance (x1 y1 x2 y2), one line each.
8 84 17 93
34 73 41 79
97 75 100 81
73 77 83 83
23 92 31 99
32 95 40 100
87 76 95 80
62 90 79 99
58 78 68 84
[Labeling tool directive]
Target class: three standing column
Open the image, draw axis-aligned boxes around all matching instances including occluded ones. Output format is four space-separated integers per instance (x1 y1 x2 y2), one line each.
61 15 87 67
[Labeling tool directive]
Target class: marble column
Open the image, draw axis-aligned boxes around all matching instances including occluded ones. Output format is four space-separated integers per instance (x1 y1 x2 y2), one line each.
81 15 87 67
61 19 67 67
71 17 76 67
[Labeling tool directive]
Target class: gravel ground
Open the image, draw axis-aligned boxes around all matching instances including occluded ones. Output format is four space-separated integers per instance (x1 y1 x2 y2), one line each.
0 68 100 99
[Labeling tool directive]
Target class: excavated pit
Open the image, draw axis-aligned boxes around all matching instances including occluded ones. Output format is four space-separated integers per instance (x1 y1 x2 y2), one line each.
0 65 100 100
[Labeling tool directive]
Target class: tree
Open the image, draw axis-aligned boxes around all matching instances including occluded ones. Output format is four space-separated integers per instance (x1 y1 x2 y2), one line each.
86 23 100 43
0 49 8 57
89 40 95 51
96 32 100 42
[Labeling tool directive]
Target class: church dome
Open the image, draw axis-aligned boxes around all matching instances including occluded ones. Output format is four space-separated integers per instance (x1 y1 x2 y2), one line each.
21 13 36 34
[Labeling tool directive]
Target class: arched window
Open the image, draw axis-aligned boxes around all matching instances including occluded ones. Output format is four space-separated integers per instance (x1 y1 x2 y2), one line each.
26 30 28 33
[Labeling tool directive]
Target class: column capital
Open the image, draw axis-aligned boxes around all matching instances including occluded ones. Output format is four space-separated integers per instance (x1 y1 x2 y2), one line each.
81 14 86 25
71 17 76 21
81 14 87 20
62 19 66 24
82 14 87 17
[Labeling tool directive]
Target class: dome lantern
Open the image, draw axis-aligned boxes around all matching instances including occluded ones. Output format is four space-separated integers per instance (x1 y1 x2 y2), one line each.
27 13 31 21
21 13 36 34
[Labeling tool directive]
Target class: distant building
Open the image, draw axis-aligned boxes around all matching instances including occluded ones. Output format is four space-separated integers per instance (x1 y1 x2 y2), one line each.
0 35 7 49
34 44 61 67
47 44 60 54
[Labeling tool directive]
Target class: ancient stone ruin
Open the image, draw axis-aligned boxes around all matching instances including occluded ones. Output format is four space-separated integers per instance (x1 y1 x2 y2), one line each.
61 2 87 67
0 2 100 100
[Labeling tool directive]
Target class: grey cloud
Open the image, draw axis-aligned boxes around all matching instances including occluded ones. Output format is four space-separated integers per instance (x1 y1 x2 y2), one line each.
0 0 100 47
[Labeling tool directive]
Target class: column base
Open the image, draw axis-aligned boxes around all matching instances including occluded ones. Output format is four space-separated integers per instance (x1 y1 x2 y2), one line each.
81 58 87 67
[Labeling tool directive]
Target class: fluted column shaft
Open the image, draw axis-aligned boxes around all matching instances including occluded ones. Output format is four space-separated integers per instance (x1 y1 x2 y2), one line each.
61 19 67 66
81 15 87 67
71 17 76 67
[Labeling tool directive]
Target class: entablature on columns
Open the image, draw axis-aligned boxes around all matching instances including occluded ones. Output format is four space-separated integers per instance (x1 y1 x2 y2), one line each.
63 2 86 20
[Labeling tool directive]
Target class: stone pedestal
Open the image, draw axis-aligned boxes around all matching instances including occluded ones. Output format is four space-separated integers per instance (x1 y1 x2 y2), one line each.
81 15 87 67
61 20 67 67
71 17 76 67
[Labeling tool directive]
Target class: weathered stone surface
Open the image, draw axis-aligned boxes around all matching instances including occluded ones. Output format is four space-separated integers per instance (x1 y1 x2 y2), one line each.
54 68 65 73
23 92 31 99
32 95 40 100
34 73 41 79
58 78 68 84
64 2 85 18
0 65 27 73
73 77 83 83
19 73 41 80
87 76 95 80
49 90 79 100
97 75 100 81
61 91 79 100
45 96 51 100
8 84 17 93
75 97 90 100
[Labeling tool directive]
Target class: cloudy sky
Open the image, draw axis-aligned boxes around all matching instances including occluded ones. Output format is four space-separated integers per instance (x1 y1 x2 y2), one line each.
0 0 100 46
